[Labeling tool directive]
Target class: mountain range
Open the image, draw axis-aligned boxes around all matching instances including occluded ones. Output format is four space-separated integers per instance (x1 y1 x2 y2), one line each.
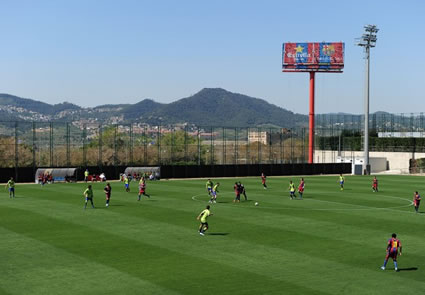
0 88 308 128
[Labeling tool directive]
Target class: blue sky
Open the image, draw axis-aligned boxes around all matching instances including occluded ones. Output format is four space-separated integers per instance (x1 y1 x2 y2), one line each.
0 0 424 114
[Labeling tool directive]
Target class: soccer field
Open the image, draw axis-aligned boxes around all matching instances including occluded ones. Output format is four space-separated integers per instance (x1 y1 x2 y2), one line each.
1 175 425 294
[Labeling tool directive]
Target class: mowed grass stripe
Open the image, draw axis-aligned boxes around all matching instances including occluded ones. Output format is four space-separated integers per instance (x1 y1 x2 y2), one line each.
0 206 328 295
0 227 181 295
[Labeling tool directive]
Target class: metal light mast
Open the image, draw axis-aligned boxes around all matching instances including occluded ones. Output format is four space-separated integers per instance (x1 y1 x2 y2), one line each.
357 25 378 175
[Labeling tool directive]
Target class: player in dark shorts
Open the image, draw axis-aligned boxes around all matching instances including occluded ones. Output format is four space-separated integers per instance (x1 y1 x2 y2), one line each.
414 191 421 213
197 205 213 236
83 185 95 209
6 177 15 198
372 176 378 192
233 182 241 203
381 233 402 271
298 178 305 199
138 180 151 201
239 182 247 201
261 172 267 189
104 183 112 207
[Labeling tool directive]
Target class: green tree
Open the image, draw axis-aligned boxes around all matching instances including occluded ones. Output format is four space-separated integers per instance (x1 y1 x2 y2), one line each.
160 130 205 164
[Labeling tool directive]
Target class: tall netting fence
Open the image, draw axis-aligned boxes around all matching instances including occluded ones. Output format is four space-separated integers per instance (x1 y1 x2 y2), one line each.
0 122 308 168
2 113 425 168
316 112 425 153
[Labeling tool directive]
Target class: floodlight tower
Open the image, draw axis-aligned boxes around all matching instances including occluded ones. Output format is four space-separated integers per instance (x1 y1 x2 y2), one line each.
357 25 378 175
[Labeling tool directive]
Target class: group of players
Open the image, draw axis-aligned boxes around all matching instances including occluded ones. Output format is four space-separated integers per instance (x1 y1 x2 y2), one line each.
197 173 416 272
1 172 416 271
82 176 151 209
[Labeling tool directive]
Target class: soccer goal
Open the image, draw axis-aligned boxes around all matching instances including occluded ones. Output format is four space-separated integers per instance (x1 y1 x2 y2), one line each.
35 168 78 183
123 167 161 181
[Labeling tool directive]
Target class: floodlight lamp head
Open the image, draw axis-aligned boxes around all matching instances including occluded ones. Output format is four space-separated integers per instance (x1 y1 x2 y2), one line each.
364 24 379 33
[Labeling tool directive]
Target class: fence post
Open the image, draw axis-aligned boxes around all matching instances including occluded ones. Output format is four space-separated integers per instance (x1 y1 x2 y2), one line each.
83 124 87 167
144 125 147 165
280 128 283 164
269 128 272 164
258 127 261 164
49 122 53 167
114 124 118 166
247 128 250 164
98 124 102 166
32 122 36 170
302 128 306 163
197 127 201 165
290 129 294 163
234 127 238 165
66 122 70 167
14 121 18 181
130 123 133 165
223 127 226 164
157 125 161 165
184 125 188 163
171 126 174 164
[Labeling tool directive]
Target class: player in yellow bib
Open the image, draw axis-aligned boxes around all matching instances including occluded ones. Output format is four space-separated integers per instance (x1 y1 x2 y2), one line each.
83 185 95 209
206 179 213 196
6 177 15 198
197 205 213 236
84 169 89 183
209 183 220 203
124 177 130 192
289 180 296 200
339 174 345 191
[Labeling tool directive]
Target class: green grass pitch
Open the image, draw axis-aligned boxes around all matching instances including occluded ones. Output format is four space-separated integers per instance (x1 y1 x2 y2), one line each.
1 175 425 294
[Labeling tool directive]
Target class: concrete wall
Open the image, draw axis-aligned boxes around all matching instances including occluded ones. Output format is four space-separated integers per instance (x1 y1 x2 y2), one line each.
315 150 425 173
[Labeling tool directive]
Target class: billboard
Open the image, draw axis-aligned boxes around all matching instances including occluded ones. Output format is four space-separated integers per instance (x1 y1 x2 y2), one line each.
282 42 344 72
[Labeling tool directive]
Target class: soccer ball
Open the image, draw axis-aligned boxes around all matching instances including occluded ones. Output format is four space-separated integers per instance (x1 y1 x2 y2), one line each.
255 202 259 206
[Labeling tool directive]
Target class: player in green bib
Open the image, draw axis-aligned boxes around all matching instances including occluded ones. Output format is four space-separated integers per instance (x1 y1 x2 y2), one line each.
289 180 296 200
124 177 130 192
83 185 95 209
6 177 15 198
197 205 213 236
339 174 345 191
206 179 213 196
84 169 89 183
210 183 220 203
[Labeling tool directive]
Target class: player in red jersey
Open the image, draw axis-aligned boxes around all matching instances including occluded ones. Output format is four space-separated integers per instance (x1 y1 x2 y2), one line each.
298 178 305 199
372 176 378 192
233 182 241 203
104 183 112 207
381 233 402 271
138 180 150 201
413 191 421 213
261 172 267 189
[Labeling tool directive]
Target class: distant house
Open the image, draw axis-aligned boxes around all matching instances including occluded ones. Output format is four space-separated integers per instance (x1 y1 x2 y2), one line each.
248 129 292 145
248 131 269 145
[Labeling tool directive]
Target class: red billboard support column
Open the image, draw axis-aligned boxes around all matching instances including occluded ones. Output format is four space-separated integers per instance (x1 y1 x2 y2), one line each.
309 72 315 164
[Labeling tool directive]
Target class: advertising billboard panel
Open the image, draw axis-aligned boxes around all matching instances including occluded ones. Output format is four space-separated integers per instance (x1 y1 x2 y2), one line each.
282 42 344 72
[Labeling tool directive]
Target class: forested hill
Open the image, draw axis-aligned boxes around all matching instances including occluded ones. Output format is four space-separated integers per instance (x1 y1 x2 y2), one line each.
0 89 308 127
